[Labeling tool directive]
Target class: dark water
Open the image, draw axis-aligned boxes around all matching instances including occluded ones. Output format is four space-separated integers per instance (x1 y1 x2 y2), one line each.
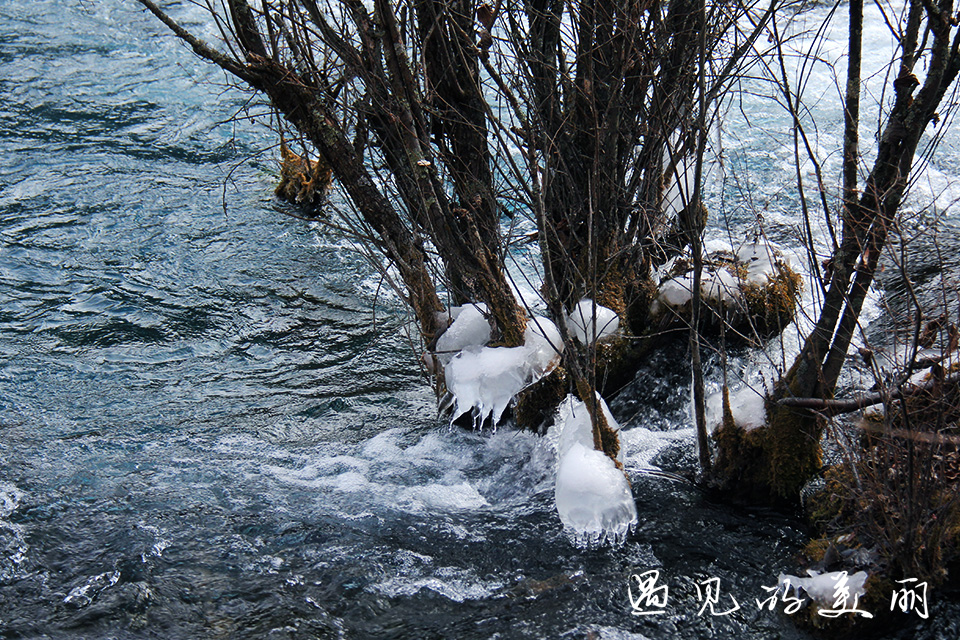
0 2 958 639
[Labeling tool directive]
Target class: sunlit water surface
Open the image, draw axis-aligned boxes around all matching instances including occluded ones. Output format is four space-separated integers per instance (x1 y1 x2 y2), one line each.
1 2 959 638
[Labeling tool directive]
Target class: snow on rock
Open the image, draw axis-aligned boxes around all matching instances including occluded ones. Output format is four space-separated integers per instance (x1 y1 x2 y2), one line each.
731 386 767 430
445 316 563 427
737 242 778 284
703 267 741 306
651 241 786 317
656 274 694 309
779 570 869 610
554 395 636 547
435 303 492 365
566 299 620 345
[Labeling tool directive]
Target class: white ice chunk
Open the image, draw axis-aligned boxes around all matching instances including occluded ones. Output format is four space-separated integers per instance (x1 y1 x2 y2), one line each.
446 345 531 427
445 314 564 427
524 316 563 375
566 299 620 344
555 393 625 465
555 443 637 547
435 303 491 365
779 570 869 609
556 395 596 459
728 385 767 431
706 385 767 432
702 267 740 305
737 242 778 284
554 394 635 546
655 275 694 310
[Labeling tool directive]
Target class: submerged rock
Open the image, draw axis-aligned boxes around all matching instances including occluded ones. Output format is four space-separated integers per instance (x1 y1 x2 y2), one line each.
275 137 333 208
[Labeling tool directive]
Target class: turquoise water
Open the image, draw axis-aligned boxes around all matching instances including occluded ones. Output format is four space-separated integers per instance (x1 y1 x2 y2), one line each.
0 2 957 638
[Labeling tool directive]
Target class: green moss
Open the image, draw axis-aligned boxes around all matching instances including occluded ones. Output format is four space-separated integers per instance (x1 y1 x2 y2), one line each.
514 366 568 432
711 392 823 503
806 465 858 528
763 399 823 498
741 260 803 337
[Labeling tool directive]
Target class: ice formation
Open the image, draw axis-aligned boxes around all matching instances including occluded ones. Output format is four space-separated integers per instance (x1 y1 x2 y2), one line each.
555 394 625 465
705 384 767 432
554 395 637 547
566 299 620 344
652 241 783 315
444 316 563 427
435 303 492 366
779 570 869 609
737 242 778 283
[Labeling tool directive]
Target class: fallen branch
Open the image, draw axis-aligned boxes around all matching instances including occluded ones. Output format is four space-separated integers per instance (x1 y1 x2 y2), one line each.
778 371 960 415
855 420 960 445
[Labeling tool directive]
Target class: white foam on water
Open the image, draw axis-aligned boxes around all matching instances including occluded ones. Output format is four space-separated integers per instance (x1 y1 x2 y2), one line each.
0 483 29 583
63 570 121 608
372 570 504 603
593 627 654 640
0 482 24 519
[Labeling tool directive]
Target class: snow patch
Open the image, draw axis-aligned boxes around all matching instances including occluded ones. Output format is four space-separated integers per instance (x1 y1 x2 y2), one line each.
556 394 625 466
737 242 778 285
657 274 694 308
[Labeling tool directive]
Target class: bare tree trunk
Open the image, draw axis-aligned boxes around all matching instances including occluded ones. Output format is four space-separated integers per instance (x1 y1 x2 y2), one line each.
715 0 960 501
137 0 796 470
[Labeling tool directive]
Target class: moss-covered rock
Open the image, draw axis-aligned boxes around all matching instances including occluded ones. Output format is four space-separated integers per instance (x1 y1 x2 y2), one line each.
514 366 568 432
649 242 802 343
710 387 823 504
275 137 333 208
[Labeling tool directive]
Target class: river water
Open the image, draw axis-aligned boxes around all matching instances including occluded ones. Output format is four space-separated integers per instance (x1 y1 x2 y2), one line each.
1 1 958 638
